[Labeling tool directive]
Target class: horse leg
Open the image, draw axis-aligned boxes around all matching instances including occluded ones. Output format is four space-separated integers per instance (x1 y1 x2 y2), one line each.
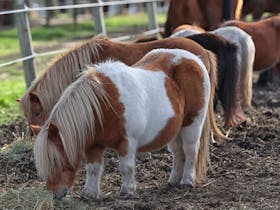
180 113 206 187
119 141 137 196
167 135 185 186
80 146 105 200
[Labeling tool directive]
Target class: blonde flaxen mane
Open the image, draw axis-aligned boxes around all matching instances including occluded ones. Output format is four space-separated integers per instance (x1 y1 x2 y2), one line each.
20 35 109 118
34 67 110 179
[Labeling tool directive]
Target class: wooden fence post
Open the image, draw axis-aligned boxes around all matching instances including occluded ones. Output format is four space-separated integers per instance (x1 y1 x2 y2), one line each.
146 1 158 30
91 0 106 35
15 0 36 88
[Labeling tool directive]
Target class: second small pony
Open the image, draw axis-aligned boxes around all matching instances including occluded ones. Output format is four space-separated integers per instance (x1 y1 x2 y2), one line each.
33 49 212 200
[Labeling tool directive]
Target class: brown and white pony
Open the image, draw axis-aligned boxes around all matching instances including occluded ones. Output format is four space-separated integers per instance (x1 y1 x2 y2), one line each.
242 0 280 20
222 16 280 73
33 49 212 200
20 36 224 139
164 0 244 36
172 24 255 109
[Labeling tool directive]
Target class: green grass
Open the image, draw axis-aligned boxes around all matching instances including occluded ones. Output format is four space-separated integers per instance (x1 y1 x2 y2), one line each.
0 75 26 124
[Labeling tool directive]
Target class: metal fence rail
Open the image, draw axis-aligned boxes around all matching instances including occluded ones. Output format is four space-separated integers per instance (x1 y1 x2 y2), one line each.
0 0 164 87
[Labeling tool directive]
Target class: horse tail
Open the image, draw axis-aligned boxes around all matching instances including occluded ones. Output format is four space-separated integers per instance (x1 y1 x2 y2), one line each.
240 35 255 108
205 50 226 141
195 50 225 184
218 41 241 127
195 106 210 185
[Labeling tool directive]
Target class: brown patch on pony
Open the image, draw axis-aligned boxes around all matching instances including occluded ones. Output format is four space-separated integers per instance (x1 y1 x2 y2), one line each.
138 77 185 152
173 59 205 126
87 72 128 157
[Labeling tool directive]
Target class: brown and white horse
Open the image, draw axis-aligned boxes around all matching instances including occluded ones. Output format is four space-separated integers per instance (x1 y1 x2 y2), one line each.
33 49 212 200
20 36 224 139
164 0 244 36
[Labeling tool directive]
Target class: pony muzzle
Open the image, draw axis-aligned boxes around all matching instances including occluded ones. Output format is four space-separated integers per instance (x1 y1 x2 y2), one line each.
53 188 68 200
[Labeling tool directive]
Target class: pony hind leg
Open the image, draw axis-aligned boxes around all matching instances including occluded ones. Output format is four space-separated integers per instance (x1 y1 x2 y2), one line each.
80 146 105 200
167 135 185 186
180 108 208 187
118 140 137 196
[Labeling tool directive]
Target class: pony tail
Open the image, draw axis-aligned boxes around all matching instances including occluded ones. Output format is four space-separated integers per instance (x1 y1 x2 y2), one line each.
240 36 255 108
206 50 226 141
195 108 210 184
195 50 220 184
219 42 241 126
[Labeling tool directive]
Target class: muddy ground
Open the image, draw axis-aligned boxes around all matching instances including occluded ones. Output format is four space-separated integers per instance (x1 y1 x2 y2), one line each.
0 77 279 209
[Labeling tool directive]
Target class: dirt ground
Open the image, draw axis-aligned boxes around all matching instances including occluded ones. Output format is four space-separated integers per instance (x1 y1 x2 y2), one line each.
0 75 279 210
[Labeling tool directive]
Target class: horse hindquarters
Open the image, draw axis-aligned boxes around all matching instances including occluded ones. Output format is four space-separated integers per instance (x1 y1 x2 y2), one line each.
168 58 211 186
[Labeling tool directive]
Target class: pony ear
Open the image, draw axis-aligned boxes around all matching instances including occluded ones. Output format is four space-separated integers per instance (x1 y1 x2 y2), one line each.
29 92 40 103
48 123 60 143
30 124 41 136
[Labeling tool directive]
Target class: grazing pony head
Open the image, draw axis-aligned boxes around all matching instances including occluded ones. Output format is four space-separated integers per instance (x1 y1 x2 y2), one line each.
34 70 109 199
34 123 77 199
19 35 107 128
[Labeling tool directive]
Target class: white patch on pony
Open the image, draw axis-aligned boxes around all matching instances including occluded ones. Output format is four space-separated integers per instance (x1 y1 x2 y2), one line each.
171 29 200 38
81 163 104 199
96 61 175 149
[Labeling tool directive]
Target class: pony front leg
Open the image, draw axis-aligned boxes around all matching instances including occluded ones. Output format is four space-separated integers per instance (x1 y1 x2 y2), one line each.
80 162 104 199
167 135 185 186
80 146 104 200
118 143 136 196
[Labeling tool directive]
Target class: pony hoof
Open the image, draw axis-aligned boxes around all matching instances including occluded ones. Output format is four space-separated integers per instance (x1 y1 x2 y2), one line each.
167 182 181 189
180 183 194 190
226 113 248 128
119 187 135 198
119 191 134 198
80 189 99 200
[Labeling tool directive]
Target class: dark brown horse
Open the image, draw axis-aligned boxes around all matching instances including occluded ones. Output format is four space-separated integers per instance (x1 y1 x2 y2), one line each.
242 0 280 19
222 16 280 72
164 0 244 36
